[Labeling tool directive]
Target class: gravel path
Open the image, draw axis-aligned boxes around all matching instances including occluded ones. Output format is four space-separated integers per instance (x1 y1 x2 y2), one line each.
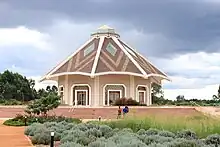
0 120 33 147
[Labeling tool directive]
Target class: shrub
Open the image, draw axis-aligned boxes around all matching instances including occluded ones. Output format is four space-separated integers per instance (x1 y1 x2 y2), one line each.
60 129 86 143
139 135 173 145
176 130 197 140
31 130 51 145
4 115 81 126
24 123 44 136
99 125 112 136
86 128 102 138
114 98 140 106
158 130 175 138
137 129 146 136
168 138 201 147
205 134 220 145
25 92 60 116
59 142 83 147
88 139 116 147
145 128 160 135
77 135 96 146
0 99 23 105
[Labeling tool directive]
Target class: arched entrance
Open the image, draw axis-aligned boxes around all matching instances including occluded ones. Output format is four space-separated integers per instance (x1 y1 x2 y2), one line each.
71 84 91 106
136 85 148 104
103 84 126 106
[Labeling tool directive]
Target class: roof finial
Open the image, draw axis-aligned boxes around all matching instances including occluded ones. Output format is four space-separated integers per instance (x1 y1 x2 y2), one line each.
91 25 120 38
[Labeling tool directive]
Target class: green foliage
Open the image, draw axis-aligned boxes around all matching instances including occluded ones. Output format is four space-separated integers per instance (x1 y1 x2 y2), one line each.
60 142 83 147
0 99 23 105
205 134 220 145
176 130 198 140
114 97 141 106
4 114 81 126
25 92 60 116
25 120 220 146
0 70 37 101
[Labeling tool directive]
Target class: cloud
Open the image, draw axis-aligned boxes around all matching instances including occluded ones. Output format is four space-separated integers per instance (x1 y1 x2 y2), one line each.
164 84 219 100
29 76 57 90
0 1 220 100
1 0 220 56
0 26 51 50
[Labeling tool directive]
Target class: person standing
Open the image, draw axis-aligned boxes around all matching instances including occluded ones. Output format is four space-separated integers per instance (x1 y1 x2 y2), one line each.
123 106 129 118
117 106 122 119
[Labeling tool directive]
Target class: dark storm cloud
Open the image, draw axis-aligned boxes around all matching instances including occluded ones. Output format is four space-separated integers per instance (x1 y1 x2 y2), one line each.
1 0 220 56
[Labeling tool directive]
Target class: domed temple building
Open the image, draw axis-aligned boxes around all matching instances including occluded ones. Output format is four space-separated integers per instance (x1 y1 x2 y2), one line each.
40 25 170 107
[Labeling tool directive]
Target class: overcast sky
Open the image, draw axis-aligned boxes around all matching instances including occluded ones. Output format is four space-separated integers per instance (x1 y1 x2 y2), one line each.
1 0 220 100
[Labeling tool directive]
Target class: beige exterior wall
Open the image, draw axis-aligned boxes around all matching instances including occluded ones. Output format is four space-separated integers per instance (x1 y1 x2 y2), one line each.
134 76 151 105
58 74 152 106
99 75 130 106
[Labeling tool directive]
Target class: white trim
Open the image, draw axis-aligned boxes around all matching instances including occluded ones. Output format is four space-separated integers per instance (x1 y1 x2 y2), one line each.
107 89 122 106
120 39 171 81
94 76 100 106
45 71 169 81
136 85 149 105
129 75 135 99
138 90 146 104
91 36 105 77
103 84 126 106
75 89 88 106
70 84 91 106
44 37 95 78
112 37 147 76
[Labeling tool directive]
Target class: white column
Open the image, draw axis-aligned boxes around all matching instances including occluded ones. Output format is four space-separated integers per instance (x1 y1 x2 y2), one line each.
64 75 69 105
149 82 152 105
129 75 135 100
93 76 100 106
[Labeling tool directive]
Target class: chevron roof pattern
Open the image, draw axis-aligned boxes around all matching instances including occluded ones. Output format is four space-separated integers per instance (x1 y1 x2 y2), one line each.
41 25 170 81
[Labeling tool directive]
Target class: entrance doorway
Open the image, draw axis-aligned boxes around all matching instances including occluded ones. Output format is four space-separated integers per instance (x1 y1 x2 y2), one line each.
75 90 88 106
108 90 122 105
138 91 145 104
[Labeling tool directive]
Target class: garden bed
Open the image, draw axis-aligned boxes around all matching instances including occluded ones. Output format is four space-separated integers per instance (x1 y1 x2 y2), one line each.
25 121 220 147
3 114 81 126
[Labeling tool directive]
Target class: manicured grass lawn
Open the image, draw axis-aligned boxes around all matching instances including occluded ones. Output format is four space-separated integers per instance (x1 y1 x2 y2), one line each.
97 108 220 138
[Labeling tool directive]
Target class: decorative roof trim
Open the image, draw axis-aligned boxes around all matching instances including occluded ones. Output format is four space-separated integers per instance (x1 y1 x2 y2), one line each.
91 36 105 77
40 37 95 80
120 39 170 80
112 37 147 76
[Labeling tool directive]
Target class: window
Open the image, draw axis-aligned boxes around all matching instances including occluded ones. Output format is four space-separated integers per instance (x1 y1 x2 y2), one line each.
84 43 95 56
108 90 121 105
106 43 117 56
59 86 64 103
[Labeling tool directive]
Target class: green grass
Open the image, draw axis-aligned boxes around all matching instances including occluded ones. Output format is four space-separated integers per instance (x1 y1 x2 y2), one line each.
93 111 220 138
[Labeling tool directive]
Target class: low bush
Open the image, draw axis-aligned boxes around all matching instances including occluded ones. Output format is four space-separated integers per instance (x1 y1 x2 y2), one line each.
4 114 81 126
114 98 142 106
0 99 24 105
25 121 220 146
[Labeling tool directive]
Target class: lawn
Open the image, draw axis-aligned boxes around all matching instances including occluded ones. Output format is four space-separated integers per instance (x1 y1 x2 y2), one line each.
96 108 220 138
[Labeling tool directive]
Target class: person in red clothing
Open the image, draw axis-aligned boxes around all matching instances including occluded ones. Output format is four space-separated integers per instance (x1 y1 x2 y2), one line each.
117 106 122 119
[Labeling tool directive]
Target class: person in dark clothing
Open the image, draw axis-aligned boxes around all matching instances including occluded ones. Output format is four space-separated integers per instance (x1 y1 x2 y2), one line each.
123 106 129 118
117 106 122 119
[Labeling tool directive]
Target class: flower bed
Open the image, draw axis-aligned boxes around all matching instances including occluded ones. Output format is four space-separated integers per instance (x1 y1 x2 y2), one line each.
3 114 81 126
25 121 220 147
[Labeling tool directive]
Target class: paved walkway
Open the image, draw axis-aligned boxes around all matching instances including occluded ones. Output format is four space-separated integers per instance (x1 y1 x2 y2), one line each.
0 120 33 147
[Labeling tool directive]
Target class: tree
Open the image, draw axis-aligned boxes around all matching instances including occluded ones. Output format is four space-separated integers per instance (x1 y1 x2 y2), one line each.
0 70 37 101
213 85 220 101
151 83 165 104
176 95 185 102
25 93 61 116
46 85 58 93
